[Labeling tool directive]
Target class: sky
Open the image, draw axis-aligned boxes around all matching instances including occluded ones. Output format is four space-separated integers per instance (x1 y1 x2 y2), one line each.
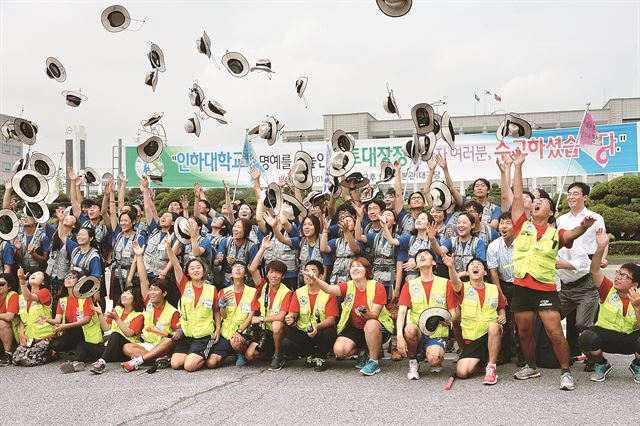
1 0 638 178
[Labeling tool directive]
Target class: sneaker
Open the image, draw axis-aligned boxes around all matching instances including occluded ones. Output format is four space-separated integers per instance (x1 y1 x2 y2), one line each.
360 359 381 376
60 361 75 374
560 372 575 391
514 364 541 380
381 346 391 360
355 351 368 369
314 358 327 372
407 359 420 380
516 356 527 368
235 354 247 367
391 347 403 361
0 354 12 367
90 359 106 374
589 363 612 382
121 359 140 373
430 365 443 374
304 355 315 368
445 339 455 353
483 364 498 385
155 356 170 369
269 355 285 371
583 360 596 372
72 361 85 372
629 362 640 384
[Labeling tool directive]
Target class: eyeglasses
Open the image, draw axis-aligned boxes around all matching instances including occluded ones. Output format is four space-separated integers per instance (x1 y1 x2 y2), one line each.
615 270 632 280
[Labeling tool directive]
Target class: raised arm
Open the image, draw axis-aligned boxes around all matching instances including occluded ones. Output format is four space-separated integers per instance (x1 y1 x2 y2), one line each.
67 167 81 218
589 228 608 289
319 216 331 253
510 149 525 222
264 213 291 246
353 204 366 244
133 242 149 300
424 158 437 208
108 183 117 231
117 173 127 214
165 236 184 284
496 154 513 212
141 177 158 225
563 216 596 246
248 234 271 285
442 253 462 293
436 154 463 209
379 215 400 246
393 161 405 214
303 269 341 297
2 179 12 209
222 180 234 224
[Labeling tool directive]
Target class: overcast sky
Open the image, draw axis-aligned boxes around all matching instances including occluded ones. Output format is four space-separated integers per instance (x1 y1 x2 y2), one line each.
1 0 638 177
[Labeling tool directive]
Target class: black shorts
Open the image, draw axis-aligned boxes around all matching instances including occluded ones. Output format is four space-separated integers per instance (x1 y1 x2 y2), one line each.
589 326 640 355
510 285 561 313
339 324 391 349
249 329 275 357
459 333 489 363
209 338 234 358
173 336 213 358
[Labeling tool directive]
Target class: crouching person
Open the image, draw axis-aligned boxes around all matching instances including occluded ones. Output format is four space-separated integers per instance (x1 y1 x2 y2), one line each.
282 261 338 372
451 257 507 385
579 229 640 383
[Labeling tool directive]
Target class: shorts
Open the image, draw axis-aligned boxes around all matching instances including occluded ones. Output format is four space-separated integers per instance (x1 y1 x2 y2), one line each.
421 336 447 352
587 326 640 355
248 329 275 357
138 343 155 352
340 325 391 349
209 338 234 358
510 285 561 313
459 333 489 363
173 336 213 358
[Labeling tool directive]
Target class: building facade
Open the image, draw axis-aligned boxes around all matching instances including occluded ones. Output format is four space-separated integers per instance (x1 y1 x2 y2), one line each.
0 113 24 182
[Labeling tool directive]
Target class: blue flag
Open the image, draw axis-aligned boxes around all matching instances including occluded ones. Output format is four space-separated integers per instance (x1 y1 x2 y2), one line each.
241 136 265 174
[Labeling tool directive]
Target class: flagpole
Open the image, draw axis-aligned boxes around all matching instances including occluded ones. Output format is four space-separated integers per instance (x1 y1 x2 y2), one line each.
555 102 591 210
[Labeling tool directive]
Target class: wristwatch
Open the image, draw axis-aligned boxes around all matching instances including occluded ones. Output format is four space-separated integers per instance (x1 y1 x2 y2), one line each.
259 316 265 323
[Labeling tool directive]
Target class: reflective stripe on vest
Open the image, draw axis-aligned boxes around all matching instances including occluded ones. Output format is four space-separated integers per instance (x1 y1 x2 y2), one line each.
406 276 450 338
180 282 216 338
143 301 179 344
595 287 639 334
460 282 499 341
513 221 559 285
59 296 103 344
258 284 291 331
336 280 393 335
18 294 55 340
110 306 143 343
295 286 329 332
220 286 256 340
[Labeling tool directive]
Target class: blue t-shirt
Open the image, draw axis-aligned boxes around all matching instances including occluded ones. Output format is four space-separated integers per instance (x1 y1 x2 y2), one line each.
66 237 103 278
442 237 487 261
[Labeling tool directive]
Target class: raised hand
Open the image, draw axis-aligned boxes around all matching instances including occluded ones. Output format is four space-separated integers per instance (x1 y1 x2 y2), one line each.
426 158 437 172
119 172 128 186
186 221 200 238
434 153 448 170
263 212 278 228
67 166 78 181
17 266 26 281
4 179 11 191
581 216 596 229
510 148 526 166
260 233 273 250
222 180 230 193
249 168 261 182
353 203 364 218
426 222 437 240
180 195 189 210
629 287 640 310
140 175 149 189
595 228 608 249
303 269 318 284
441 253 454 269
132 241 144 256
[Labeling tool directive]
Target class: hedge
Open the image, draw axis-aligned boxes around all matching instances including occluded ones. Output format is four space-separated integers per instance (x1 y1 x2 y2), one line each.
608 241 640 256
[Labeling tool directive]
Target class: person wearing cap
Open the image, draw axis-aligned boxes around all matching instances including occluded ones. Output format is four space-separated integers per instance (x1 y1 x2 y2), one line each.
120 244 181 372
246 235 292 370
165 236 221 372
306 257 393 376
438 212 486 276
89 286 145 374
14 211 51 274
0 273 19 365
509 149 594 391
267 214 329 286
47 269 104 373
465 200 499 246
579 229 640 383
396 249 459 380
450 257 508 384
320 212 364 285
282 260 338 371
215 218 259 287
13 267 55 366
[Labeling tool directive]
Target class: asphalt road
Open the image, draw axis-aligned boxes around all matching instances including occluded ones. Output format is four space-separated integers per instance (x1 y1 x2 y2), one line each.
3 264 638 425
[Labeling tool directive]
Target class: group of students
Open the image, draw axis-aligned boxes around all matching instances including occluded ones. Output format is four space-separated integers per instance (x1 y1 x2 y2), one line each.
1 151 639 391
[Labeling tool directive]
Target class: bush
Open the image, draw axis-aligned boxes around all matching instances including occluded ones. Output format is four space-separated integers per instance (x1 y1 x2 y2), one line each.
607 175 640 198
602 194 630 207
589 181 609 200
589 205 640 240
608 241 640 256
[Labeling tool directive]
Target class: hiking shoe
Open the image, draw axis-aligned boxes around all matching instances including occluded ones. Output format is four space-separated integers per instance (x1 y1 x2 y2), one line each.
304 355 315 368
391 347 403 361
360 359 381 376
629 362 640 384
355 351 368 369
235 354 247 367
590 363 612 382
90 359 106 374
121 359 140 373
60 361 75 374
314 358 327 372
407 359 420 380
71 361 85 372
483 364 498 385
155 356 170 369
0 353 11 367
269 355 285 371
514 364 541 380
560 372 575 391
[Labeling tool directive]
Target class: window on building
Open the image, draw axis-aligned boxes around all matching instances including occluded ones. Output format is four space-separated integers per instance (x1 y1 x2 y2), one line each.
12 145 20 155
2 144 10 154
2 162 10 172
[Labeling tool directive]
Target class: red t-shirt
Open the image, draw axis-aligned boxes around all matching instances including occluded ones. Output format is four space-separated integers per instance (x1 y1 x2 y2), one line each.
455 284 508 309
337 281 387 330
217 288 261 312
56 297 93 324
179 275 218 309
0 292 19 315
398 279 459 310
255 279 292 312
513 213 570 292
288 291 340 318
152 304 181 331
106 310 144 335
27 288 51 311
598 276 631 316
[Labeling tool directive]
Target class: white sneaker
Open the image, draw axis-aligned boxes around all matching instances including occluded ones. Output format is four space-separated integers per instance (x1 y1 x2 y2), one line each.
407 359 420 380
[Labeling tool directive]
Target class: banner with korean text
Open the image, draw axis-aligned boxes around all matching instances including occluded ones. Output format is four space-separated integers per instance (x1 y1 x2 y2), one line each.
125 122 639 188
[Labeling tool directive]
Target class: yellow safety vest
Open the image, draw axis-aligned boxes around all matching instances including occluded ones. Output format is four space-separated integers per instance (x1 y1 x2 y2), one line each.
595 287 639 334
4 291 21 342
143 301 179 344
406 276 450 338
18 294 55 341
460 282 499 341
110 306 143 343
220 286 256 340
337 280 394 335
258 283 291 331
295 286 330 332
180 282 216 339
513 221 559 286
59 296 103 344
